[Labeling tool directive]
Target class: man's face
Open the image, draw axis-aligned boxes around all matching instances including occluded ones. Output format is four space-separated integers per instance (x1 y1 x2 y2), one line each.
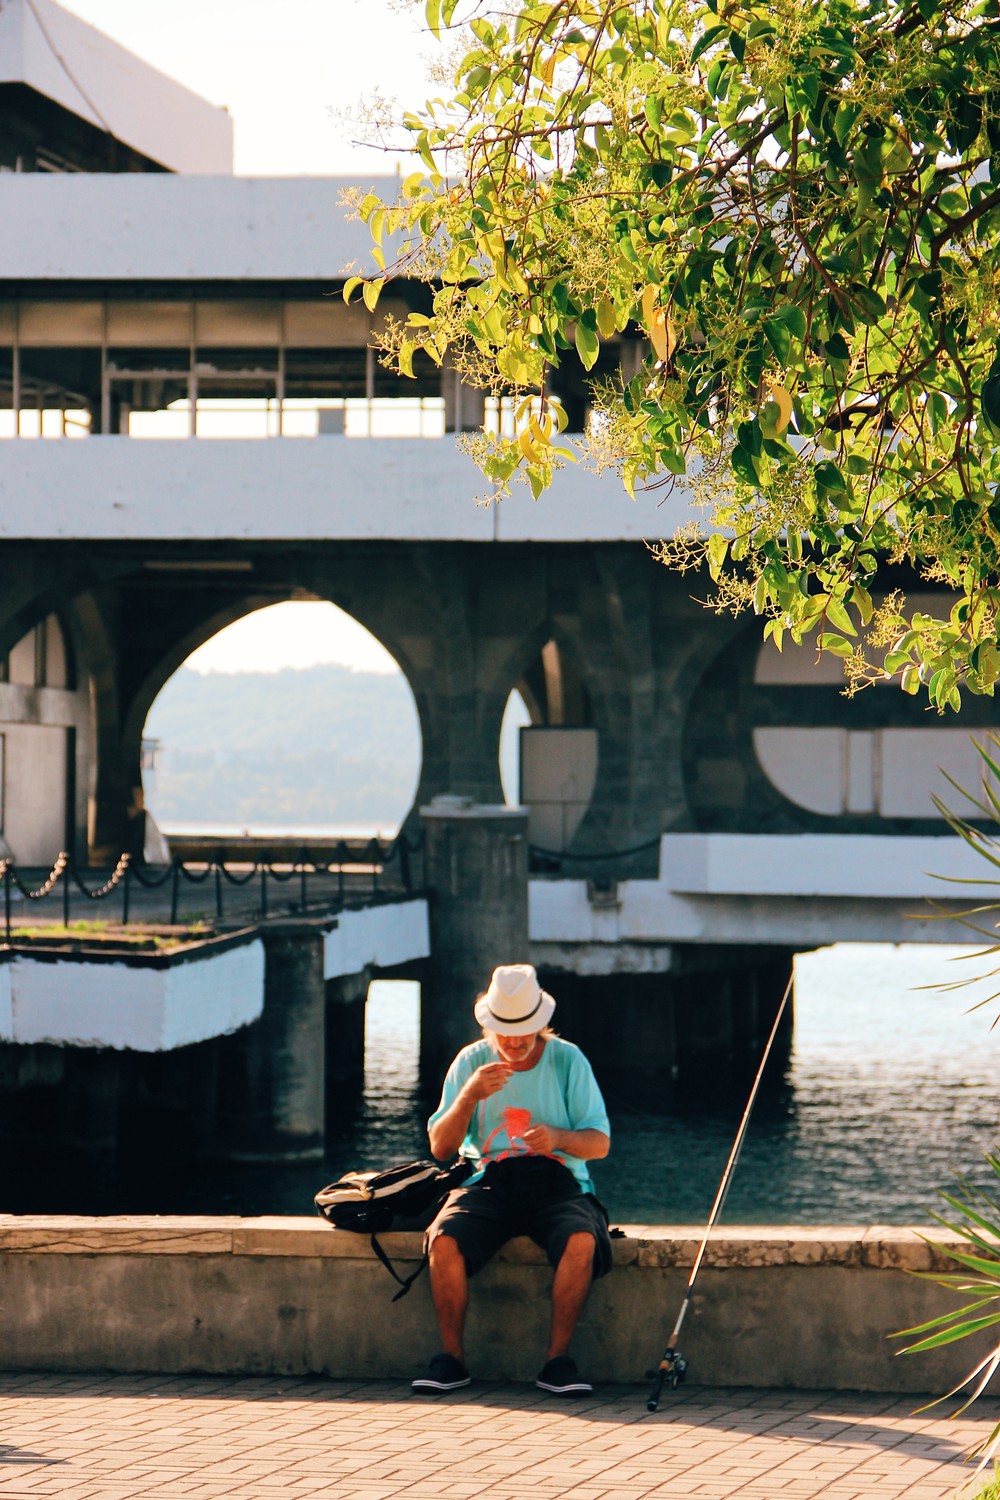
493 1030 543 1066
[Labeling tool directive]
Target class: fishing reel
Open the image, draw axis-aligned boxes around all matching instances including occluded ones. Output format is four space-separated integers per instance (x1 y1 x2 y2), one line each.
645 1349 687 1411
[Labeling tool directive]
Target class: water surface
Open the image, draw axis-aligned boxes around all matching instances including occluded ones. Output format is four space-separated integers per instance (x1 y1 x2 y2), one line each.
156 943 1000 1227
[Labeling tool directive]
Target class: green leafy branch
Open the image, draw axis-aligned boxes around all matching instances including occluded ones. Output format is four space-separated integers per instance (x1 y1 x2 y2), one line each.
352 0 1000 709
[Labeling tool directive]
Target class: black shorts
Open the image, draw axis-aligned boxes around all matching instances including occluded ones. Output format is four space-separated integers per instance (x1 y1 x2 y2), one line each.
425 1156 613 1280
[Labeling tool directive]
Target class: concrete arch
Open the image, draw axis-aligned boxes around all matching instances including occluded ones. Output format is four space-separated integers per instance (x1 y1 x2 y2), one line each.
124 590 425 847
682 601 1000 835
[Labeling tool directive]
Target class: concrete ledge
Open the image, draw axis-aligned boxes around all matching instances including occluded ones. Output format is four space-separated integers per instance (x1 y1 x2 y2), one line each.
0 1217 995 1392
0 932 266 1050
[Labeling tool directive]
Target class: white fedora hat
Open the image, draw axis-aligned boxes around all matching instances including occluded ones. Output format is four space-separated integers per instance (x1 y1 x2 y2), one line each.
474 964 556 1035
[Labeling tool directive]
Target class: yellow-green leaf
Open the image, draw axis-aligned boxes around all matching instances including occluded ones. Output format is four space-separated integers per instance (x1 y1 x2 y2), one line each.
596 297 617 340
649 308 669 362
362 278 385 313
574 321 600 371
398 342 417 379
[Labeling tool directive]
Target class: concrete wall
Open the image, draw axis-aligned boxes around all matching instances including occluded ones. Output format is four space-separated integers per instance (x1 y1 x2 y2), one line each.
0 934 265 1051
529 832 997 957
0 899 428 1052
0 1218 992 1395
0 2 232 172
0 436 687 544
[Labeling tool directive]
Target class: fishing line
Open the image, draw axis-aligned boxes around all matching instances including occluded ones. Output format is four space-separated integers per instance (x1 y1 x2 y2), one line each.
645 971 795 1412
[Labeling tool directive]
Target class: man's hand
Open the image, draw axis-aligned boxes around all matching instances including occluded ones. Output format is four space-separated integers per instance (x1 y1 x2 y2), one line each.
464 1061 512 1101
522 1123 559 1154
523 1125 610 1161
429 1059 512 1158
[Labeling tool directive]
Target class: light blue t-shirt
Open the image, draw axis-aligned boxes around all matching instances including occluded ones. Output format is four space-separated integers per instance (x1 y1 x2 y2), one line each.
428 1036 610 1194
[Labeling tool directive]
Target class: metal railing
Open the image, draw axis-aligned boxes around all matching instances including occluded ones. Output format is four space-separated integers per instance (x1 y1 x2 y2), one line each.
0 836 421 943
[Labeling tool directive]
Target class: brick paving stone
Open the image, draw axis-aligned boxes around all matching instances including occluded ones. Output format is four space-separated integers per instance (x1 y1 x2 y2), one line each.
0 1375 994 1499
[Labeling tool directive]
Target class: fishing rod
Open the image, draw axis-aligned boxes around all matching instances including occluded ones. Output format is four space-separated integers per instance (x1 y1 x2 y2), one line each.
645 971 795 1413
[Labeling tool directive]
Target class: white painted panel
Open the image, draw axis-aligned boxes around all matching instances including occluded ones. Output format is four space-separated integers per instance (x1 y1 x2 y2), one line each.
7 631 35 687
11 957 166 1050
0 438 684 543
0 178 371 280
0 0 232 173
521 728 598 801
878 730 993 819
9 938 264 1051
753 727 846 815
520 727 597 852
846 731 875 815
526 801 592 853
44 615 68 691
160 941 265 1049
323 899 430 980
2 723 67 863
0 960 13 1040
658 832 988 898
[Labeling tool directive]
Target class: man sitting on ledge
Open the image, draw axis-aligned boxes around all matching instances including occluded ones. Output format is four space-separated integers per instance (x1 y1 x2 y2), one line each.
413 963 612 1397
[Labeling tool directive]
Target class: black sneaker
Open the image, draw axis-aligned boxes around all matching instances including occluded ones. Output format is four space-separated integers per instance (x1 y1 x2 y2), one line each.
411 1353 471 1393
535 1356 593 1395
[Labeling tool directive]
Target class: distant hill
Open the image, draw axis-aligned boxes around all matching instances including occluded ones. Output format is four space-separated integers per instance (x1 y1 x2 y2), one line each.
143 665 421 832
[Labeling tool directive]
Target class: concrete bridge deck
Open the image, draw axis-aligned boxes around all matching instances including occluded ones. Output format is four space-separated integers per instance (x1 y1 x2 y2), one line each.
0 1369 990 1500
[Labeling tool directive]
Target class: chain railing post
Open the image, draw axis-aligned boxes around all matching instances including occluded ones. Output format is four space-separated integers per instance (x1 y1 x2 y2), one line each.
62 854 71 928
215 862 223 922
122 858 131 925
3 862 10 943
260 864 268 919
299 862 308 912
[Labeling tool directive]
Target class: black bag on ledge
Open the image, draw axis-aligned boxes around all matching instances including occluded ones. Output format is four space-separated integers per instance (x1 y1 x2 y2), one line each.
315 1157 472 1300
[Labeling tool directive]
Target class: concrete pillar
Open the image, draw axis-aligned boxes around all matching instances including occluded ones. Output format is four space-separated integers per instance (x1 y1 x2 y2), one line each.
213 918 330 1162
675 970 737 1072
420 796 528 1080
62 1049 121 1159
537 969 678 1110
671 947 795 1097
325 970 369 1123
442 365 486 433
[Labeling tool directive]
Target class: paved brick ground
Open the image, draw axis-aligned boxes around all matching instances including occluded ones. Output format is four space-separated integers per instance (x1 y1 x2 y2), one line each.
0 1374 994 1500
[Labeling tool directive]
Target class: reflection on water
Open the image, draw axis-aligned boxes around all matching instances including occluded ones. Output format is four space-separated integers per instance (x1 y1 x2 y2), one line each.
588 944 1000 1224
9 944 997 1224
149 942 1000 1227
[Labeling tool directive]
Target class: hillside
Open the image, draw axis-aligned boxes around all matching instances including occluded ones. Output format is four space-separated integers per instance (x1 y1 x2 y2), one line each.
143 665 421 832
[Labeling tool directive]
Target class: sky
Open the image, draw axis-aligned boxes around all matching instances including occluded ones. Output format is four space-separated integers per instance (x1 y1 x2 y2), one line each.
59 0 439 675
59 0 436 177
182 603 401 676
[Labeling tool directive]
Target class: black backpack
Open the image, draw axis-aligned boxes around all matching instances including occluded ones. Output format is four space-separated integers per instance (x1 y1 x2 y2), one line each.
315 1157 471 1300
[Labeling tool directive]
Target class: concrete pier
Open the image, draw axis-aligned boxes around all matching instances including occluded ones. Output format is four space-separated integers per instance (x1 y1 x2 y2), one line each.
0 1216 994 1397
324 969 369 1119
539 947 794 1107
213 920 332 1163
419 798 529 1077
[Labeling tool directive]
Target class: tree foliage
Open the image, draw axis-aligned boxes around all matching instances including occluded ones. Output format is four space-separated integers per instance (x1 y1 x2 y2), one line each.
355 0 1000 709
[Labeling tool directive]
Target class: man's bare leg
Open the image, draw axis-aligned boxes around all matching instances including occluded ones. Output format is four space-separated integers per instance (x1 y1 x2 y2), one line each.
428 1233 469 1360
546 1231 595 1360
